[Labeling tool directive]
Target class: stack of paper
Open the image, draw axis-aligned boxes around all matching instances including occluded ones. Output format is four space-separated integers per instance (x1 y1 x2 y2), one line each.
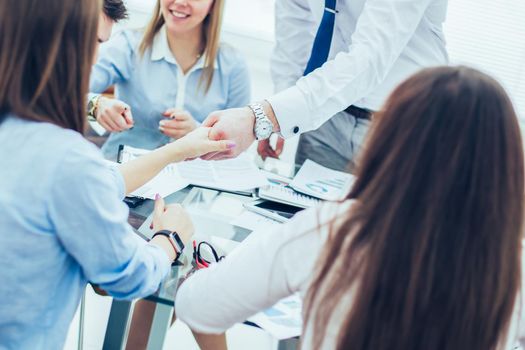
290 160 355 201
120 145 267 199
177 156 267 192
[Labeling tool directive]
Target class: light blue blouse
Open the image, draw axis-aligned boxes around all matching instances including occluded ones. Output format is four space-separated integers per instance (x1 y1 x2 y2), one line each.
90 27 251 160
0 116 171 349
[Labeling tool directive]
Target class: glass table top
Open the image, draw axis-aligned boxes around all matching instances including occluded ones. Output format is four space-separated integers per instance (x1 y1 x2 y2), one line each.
127 186 256 305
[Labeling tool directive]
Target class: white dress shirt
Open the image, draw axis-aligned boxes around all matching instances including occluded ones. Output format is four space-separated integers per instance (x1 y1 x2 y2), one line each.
176 200 525 349
267 0 449 138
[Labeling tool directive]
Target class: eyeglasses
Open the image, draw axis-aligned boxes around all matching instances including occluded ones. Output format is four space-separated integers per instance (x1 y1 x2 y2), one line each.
192 240 225 269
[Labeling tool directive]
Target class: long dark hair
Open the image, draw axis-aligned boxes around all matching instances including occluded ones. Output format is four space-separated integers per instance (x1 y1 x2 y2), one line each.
0 0 100 133
304 66 524 350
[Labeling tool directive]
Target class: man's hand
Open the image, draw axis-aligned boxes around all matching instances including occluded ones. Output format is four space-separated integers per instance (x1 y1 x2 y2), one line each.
96 96 134 132
201 107 257 160
159 108 198 139
257 136 285 160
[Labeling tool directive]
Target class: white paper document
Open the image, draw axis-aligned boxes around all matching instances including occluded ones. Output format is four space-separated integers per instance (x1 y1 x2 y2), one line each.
120 145 267 199
259 171 320 208
177 155 267 192
248 294 302 340
230 211 281 231
290 160 356 201
130 164 188 199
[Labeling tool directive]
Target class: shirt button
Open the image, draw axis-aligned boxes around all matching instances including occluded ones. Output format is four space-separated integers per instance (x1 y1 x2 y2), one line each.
293 126 300 134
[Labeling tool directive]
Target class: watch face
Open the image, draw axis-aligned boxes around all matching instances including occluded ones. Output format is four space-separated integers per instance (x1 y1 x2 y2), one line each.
256 119 273 140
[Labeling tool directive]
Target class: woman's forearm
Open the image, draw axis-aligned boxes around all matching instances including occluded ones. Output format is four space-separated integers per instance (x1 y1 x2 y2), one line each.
118 127 233 195
118 143 185 195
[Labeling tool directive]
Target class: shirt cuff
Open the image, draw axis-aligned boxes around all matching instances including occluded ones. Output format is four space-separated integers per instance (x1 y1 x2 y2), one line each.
266 86 312 139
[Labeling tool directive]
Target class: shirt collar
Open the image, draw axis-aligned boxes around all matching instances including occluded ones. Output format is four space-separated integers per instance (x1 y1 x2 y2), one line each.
150 25 218 70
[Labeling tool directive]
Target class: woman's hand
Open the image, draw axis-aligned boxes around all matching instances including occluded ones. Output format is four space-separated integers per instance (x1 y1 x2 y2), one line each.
151 195 194 244
159 108 198 139
172 127 236 161
96 96 134 132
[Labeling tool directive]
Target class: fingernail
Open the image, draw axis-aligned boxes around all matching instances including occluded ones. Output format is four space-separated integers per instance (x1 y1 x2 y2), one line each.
149 223 153 230
159 120 166 126
227 142 236 149
155 193 160 200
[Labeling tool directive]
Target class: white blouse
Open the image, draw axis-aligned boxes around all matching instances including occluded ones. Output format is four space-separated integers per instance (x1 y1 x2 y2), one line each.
175 200 525 349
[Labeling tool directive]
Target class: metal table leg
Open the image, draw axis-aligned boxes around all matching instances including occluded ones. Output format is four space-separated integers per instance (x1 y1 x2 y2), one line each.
77 290 85 350
103 299 133 350
146 303 174 350
277 337 299 350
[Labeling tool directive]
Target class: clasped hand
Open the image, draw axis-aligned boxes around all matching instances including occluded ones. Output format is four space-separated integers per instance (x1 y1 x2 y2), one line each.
159 108 198 139
200 107 257 160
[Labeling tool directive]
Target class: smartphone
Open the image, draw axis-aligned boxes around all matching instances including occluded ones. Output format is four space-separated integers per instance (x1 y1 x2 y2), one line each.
243 199 304 223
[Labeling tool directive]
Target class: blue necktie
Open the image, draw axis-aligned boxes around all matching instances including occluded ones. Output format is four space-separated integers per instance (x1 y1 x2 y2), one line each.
304 0 337 75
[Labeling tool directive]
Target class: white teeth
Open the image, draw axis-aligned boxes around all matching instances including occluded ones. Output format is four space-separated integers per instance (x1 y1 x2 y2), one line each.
170 10 189 18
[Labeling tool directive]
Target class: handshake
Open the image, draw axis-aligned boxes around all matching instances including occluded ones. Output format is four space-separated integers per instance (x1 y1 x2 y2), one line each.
92 96 279 161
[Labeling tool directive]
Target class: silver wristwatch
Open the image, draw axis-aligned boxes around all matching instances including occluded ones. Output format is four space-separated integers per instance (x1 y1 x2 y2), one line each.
249 103 274 141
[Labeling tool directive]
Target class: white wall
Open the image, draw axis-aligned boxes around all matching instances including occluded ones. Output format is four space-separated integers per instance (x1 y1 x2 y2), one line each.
444 0 525 119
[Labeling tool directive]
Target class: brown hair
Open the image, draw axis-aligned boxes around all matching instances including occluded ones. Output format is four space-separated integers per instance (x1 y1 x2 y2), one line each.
304 66 524 350
138 0 224 93
103 0 128 22
0 0 100 133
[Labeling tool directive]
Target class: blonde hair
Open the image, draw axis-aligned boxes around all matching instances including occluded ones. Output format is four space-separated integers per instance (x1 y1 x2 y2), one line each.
139 0 224 93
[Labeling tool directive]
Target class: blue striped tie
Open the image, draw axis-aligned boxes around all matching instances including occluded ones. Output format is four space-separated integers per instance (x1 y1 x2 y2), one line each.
304 0 337 75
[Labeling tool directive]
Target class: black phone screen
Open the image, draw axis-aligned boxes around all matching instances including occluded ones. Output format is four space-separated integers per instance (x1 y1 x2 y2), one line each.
254 201 303 219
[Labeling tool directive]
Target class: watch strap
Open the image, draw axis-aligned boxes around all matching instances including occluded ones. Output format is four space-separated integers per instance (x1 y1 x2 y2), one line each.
249 103 266 122
152 230 183 262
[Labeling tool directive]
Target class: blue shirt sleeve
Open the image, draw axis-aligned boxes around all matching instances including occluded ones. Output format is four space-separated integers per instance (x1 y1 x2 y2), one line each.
225 53 251 108
46 142 170 300
89 30 138 93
